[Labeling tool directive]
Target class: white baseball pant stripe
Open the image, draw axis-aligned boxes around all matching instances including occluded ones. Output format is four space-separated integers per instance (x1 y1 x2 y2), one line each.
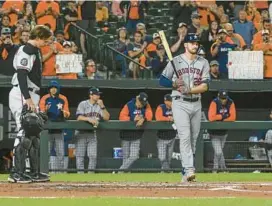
120 139 140 170
172 98 201 173
48 133 64 172
157 138 175 170
210 134 227 170
75 132 97 173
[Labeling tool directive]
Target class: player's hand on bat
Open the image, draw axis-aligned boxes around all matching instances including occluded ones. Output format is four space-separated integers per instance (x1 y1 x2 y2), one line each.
177 85 191 94
174 77 185 88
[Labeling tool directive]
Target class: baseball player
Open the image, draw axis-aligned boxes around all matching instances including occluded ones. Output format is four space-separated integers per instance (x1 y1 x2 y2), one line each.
8 25 52 183
119 92 153 171
76 87 110 173
159 33 210 182
155 94 176 171
39 80 70 173
208 90 236 173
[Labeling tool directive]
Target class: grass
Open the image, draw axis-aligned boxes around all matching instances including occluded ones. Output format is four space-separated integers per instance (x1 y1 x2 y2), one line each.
1 173 272 183
0 197 271 206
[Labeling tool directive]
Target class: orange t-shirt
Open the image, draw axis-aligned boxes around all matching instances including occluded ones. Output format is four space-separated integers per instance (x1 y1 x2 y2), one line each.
41 42 63 76
2 0 24 26
246 11 261 30
96 6 109 22
196 0 216 27
254 43 272 78
254 0 268 9
128 1 140 20
35 1 60 32
226 34 246 49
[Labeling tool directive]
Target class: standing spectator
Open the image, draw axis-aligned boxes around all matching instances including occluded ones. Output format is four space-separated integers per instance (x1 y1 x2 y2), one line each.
245 1 261 31
96 1 109 27
2 0 25 27
63 1 79 41
171 0 195 35
35 0 60 32
19 30 30 45
120 0 148 33
0 27 19 76
171 22 188 57
196 0 216 27
211 29 237 79
209 60 220 79
200 20 220 61
127 31 145 79
155 94 176 171
224 23 246 50
233 10 255 49
119 92 153 172
76 87 110 173
208 90 236 173
111 0 124 17
77 1 96 60
39 81 70 173
229 1 246 21
55 30 65 45
22 1 36 27
0 14 12 32
252 19 271 45
151 44 168 78
41 37 63 77
253 30 272 79
136 23 152 44
188 11 202 36
113 27 129 78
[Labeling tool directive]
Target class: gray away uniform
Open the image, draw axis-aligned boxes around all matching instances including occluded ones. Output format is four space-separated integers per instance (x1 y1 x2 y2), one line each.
75 100 103 173
162 54 210 174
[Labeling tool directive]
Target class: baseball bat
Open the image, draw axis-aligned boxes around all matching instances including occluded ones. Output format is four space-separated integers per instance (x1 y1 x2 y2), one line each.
158 30 179 78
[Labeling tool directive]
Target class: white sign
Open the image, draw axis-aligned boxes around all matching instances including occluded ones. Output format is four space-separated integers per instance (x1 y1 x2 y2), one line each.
56 54 83 74
228 51 263 79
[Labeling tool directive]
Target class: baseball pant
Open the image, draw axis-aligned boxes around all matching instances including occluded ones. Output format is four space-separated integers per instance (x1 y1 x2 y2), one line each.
172 99 202 174
157 138 175 170
48 133 64 172
9 86 40 173
210 134 227 170
120 139 140 170
75 132 97 173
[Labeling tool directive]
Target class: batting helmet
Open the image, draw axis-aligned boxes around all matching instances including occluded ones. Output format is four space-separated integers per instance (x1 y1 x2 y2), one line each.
184 33 200 43
20 105 47 136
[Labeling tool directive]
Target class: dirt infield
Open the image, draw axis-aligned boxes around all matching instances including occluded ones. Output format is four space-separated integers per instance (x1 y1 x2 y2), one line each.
0 182 272 198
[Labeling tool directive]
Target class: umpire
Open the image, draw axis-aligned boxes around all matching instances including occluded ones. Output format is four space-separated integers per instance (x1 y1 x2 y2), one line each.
155 94 176 171
208 90 236 173
119 92 153 171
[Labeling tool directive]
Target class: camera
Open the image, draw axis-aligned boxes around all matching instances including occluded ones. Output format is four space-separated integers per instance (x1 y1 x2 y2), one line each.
263 35 269 43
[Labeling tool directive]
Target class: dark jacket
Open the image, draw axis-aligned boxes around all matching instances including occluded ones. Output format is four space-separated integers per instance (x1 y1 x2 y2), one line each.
120 1 148 21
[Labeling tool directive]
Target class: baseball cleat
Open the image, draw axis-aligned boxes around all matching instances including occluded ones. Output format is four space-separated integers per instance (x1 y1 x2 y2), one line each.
25 172 50 183
8 173 32 184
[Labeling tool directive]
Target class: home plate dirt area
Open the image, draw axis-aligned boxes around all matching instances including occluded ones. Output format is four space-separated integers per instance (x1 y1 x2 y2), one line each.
0 182 272 198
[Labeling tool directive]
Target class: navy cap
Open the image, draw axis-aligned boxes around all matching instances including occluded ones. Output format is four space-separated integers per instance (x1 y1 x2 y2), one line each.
138 92 148 106
164 94 172 102
184 33 200 43
218 90 228 99
89 87 102 95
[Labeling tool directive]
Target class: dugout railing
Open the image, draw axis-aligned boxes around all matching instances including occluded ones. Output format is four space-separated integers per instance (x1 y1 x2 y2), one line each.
39 121 272 174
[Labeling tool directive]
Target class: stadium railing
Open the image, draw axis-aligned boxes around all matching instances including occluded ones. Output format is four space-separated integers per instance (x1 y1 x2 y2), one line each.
40 121 272 173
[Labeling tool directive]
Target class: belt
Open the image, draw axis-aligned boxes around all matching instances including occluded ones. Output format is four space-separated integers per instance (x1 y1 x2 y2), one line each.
13 85 40 95
174 96 199 102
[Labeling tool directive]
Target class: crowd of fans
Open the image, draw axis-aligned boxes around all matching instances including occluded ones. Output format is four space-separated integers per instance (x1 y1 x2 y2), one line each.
0 0 271 80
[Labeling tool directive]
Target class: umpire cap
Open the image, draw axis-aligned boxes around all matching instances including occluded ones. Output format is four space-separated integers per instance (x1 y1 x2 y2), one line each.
184 33 200 43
